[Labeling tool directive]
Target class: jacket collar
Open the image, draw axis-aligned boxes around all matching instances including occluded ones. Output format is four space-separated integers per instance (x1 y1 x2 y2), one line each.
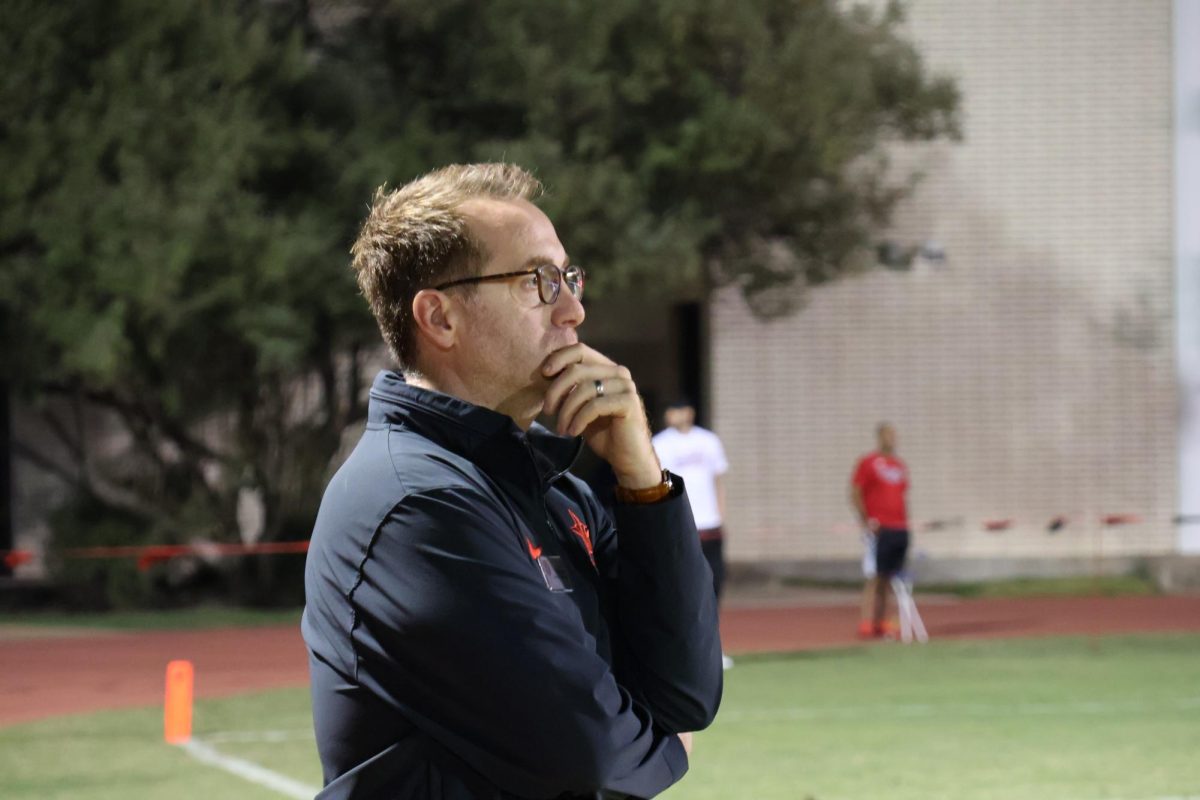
367 370 582 487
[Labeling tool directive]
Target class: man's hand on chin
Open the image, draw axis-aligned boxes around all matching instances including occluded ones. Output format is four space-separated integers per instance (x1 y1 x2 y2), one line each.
541 343 661 489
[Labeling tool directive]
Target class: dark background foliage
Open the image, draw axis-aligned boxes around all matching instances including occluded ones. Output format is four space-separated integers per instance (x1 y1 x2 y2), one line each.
0 0 957 604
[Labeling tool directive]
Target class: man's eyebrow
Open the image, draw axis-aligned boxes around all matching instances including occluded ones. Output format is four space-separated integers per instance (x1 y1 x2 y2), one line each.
523 255 571 269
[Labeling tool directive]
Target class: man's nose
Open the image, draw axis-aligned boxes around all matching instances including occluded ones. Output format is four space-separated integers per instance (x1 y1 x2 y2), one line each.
552 287 585 328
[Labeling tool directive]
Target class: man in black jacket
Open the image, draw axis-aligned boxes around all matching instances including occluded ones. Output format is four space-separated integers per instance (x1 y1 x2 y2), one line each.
302 163 723 799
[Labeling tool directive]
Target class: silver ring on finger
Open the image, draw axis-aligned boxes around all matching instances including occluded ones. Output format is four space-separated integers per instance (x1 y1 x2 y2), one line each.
594 379 605 398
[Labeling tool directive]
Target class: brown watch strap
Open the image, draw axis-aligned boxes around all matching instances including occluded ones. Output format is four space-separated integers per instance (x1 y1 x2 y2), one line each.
613 470 674 505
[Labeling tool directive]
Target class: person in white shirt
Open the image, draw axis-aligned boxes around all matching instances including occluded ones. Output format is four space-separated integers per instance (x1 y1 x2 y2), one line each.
652 399 733 668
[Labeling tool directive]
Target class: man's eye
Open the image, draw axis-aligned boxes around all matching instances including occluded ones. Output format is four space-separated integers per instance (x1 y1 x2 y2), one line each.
522 275 539 289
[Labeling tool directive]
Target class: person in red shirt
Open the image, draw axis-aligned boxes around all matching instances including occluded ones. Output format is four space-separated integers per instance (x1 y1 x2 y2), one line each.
850 422 910 638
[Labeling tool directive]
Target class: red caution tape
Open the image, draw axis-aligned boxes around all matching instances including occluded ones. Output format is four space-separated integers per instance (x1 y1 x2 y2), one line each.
1 541 309 571
4 550 34 569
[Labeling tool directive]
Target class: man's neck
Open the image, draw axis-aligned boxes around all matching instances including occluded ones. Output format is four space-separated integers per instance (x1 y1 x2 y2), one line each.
493 391 542 431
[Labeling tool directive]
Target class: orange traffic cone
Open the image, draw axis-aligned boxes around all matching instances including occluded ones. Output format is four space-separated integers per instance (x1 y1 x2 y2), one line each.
164 660 194 744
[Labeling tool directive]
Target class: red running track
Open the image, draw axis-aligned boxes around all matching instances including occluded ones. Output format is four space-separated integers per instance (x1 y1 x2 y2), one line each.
2 594 1199 727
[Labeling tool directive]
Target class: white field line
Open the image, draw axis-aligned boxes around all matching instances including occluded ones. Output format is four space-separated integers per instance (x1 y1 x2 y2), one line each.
180 738 319 799
717 695 1200 723
179 728 1199 800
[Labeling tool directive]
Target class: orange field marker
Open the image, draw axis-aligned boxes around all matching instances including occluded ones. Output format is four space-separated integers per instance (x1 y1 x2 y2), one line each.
164 659 194 744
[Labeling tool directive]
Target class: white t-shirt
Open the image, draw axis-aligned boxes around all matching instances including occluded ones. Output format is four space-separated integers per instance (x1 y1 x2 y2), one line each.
651 426 729 530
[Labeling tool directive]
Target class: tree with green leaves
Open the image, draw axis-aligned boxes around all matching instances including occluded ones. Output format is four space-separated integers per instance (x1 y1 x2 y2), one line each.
337 0 960 313
0 0 378 601
0 0 956 603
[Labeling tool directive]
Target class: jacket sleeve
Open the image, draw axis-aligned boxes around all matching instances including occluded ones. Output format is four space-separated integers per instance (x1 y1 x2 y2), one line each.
349 487 688 799
599 476 724 733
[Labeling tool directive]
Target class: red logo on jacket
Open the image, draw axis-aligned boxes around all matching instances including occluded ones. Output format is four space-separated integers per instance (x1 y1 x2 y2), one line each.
567 509 594 565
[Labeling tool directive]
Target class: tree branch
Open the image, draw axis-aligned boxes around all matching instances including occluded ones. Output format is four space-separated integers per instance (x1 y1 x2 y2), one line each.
11 437 162 522
38 405 85 482
39 381 233 464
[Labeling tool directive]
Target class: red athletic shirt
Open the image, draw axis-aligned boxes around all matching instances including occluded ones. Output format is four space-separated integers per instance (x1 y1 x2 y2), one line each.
851 452 909 530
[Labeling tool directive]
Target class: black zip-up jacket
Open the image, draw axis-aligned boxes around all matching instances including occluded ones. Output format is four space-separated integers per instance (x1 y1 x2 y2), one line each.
302 372 723 799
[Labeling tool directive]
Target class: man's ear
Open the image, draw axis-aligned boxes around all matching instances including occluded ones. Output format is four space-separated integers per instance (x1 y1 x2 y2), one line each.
411 289 458 353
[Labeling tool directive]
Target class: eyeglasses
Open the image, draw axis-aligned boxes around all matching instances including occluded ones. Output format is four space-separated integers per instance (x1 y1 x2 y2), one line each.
434 263 586 305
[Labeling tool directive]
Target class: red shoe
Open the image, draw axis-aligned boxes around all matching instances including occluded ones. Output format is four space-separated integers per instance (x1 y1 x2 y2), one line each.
857 621 877 639
875 620 900 640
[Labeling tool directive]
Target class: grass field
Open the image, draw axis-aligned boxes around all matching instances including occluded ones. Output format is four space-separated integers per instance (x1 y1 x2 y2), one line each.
2 633 1196 799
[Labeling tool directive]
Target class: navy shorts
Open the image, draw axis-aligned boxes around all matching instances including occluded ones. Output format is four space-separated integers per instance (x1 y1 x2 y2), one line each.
699 528 725 601
875 528 910 576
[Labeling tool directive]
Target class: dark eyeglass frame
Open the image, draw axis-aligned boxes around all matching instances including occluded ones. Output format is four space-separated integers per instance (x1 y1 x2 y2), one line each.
434 263 585 305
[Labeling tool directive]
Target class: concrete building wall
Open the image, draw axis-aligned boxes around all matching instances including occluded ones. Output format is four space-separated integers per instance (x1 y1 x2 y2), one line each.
712 0 1177 568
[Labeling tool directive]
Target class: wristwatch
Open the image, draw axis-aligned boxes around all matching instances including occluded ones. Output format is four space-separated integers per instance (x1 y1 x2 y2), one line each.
614 469 674 505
